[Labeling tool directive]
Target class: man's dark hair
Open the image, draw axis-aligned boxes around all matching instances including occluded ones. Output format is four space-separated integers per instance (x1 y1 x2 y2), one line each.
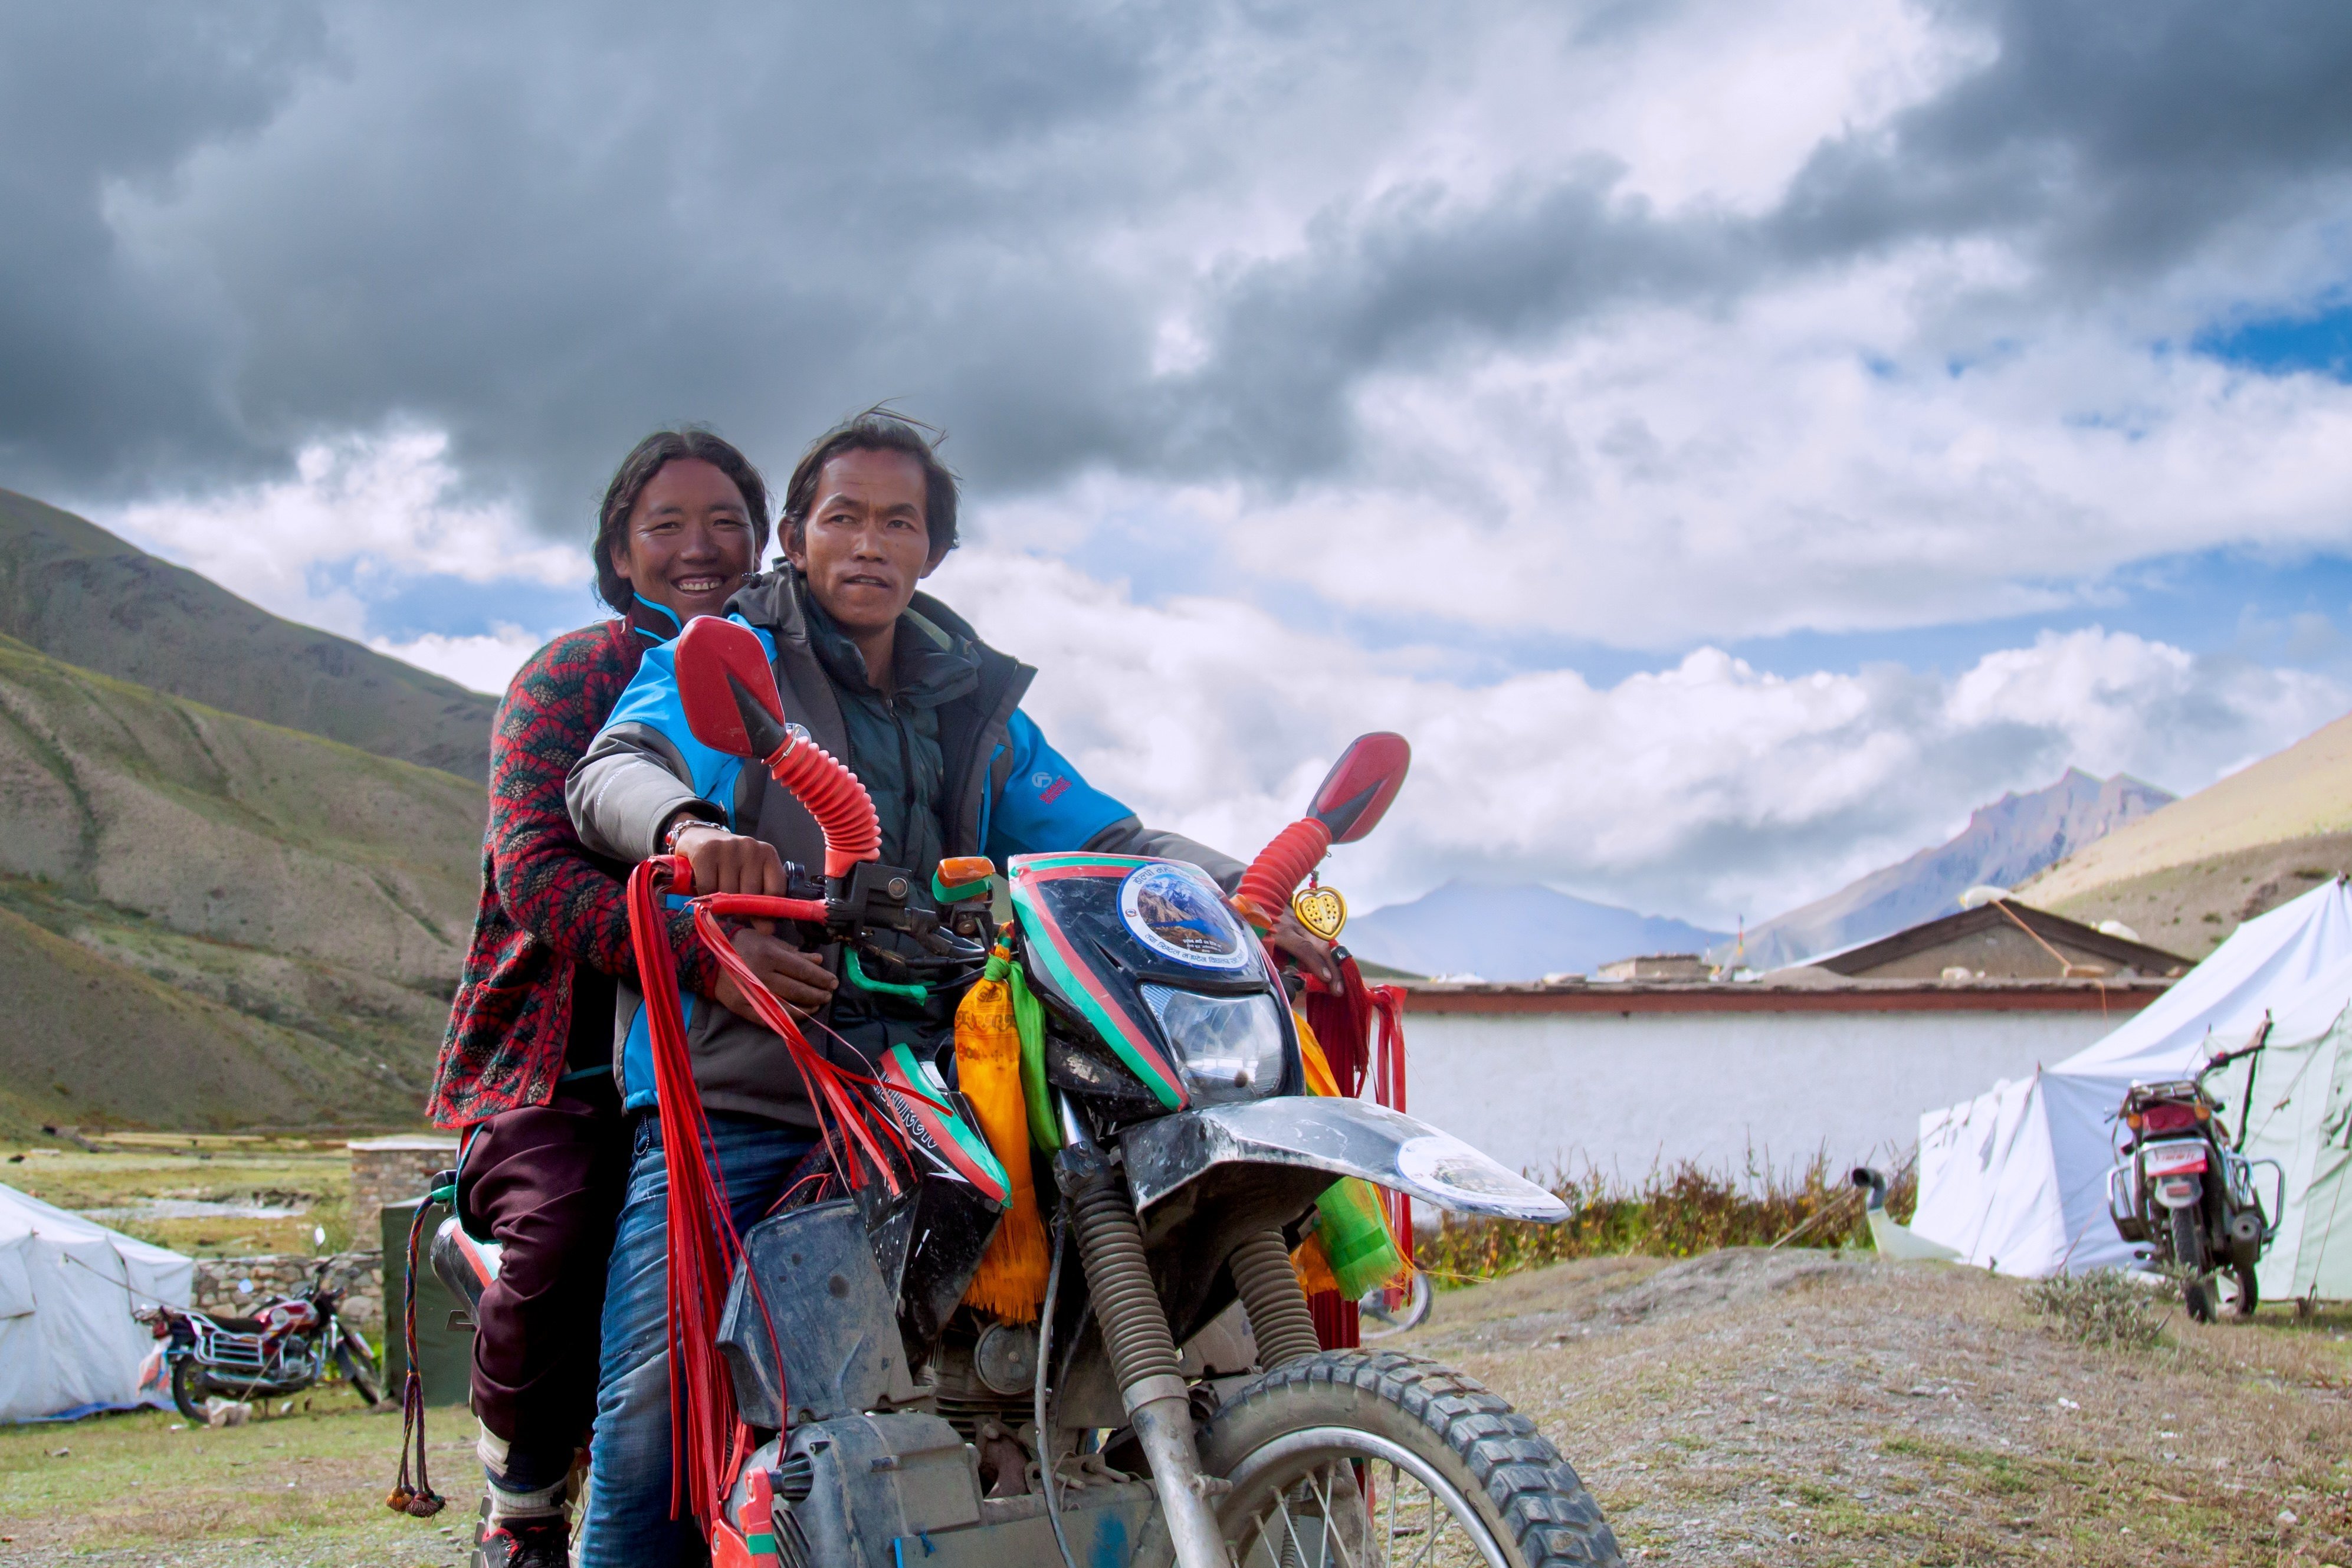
593 428 772 611
781 407 959 561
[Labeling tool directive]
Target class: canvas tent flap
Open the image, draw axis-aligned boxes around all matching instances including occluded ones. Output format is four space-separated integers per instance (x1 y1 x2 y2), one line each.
1913 1073 2069 1271
1914 879 2352 1280
0 1250 32 1318
0 1183 194 1422
2226 988 2352 1302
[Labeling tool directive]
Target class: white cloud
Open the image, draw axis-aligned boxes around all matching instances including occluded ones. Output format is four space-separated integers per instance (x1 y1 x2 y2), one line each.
994 251 2352 650
24 1 2352 937
366 625 551 696
936 549 2346 924
101 427 588 637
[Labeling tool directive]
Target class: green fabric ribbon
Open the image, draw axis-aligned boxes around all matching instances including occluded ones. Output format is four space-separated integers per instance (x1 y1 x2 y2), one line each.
1008 960 1061 1152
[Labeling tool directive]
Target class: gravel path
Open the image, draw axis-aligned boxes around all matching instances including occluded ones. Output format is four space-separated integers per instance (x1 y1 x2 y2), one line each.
1402 1247 2352 1564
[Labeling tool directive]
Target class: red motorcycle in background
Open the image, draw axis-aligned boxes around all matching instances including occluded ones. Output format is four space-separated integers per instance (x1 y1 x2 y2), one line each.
139 1260 382 1418
2107 1030 2284 1322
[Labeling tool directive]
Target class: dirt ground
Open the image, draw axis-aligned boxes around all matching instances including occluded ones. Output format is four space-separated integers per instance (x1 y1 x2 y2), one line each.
1400 1248 2352 1565
6 1248 2351 1564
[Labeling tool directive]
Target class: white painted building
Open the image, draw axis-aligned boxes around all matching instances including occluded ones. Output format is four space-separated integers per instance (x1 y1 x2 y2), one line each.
1390 977 2165 1186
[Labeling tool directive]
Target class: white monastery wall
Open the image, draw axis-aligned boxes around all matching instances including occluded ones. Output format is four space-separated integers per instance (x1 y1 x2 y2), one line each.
1396 1008 2119 1185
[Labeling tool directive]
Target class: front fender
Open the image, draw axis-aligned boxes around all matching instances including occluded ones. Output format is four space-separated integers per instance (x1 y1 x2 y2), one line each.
1120 1097 1570 1223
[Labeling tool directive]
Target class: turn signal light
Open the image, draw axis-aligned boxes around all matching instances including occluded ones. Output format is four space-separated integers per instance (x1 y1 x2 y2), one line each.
933 856 995 903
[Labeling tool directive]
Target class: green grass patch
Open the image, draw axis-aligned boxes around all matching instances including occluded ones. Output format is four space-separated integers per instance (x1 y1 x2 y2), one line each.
2023 1268 2173 1349
0 1396 471 1563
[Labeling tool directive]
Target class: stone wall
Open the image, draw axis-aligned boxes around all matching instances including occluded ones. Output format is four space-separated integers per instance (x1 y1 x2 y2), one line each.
191 1251 384 1342
347 1135 457 1237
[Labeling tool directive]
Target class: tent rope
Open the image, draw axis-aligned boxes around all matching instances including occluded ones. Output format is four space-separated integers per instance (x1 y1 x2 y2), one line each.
1990 898 2108 1017
55 1249 177 1305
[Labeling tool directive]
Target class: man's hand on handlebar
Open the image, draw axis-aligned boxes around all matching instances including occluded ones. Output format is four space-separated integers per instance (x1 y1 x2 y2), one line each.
664 817 838 1019
1270 906 1341 992
670 819 791 895
715 928 838 1022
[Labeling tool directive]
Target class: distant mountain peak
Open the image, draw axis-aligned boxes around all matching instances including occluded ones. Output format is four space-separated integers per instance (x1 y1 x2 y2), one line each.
1715 769 2176 970
1346 881 1728 983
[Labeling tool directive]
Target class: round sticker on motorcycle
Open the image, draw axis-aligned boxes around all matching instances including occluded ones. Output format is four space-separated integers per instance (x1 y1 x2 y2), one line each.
1119 863 1254 970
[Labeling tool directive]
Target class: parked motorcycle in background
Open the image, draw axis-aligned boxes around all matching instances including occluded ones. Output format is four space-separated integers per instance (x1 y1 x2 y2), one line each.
139 1260 382 1418
2107 1030 2284 1321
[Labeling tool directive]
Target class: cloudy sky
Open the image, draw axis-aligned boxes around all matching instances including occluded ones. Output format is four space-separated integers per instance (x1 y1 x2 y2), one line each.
8 0 2352 927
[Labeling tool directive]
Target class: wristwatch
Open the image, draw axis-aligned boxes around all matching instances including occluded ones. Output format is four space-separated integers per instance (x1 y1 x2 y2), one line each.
661 811 717 855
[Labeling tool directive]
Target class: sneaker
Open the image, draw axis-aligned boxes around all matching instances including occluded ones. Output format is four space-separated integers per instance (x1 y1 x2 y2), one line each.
474 1513 570 1568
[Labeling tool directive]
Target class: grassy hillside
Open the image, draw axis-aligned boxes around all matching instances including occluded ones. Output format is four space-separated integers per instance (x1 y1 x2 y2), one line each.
0 634 484 1132
0 488 500 780
2029 834 2352 957
2019 710 2352 948
0 901 419 1138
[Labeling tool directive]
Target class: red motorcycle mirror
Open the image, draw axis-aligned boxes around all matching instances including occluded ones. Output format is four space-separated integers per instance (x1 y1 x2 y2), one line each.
675 615 790 760
1307 731 1410 844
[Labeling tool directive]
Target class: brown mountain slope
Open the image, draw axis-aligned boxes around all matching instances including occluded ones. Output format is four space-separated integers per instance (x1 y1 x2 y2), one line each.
2019 708 2352 950
0 487 499 780
0 903 406 1137
0 633 485 1130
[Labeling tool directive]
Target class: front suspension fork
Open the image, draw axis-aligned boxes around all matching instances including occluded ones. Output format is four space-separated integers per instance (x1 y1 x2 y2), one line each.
1057 1106 1234 1568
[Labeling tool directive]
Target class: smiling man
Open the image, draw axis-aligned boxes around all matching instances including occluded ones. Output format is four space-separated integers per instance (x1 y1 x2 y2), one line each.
562 408 1335 1562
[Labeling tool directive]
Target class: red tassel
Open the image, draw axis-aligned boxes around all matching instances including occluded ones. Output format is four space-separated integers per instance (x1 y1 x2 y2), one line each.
625 860 950 1531
627 860 743 1533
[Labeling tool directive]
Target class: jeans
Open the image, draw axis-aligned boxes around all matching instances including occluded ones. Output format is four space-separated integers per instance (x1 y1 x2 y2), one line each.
574 1111 815 1567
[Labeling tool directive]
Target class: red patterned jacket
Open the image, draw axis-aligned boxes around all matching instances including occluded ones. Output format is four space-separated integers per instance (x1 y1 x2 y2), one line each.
427 612 716 1127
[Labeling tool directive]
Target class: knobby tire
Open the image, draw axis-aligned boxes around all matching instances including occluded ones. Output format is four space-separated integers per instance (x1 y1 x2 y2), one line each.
2173 1205 2215 1324
1196 1348 1623 1567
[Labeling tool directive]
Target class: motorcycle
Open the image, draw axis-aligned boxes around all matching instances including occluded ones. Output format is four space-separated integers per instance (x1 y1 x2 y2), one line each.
2106 1029 2286 1322
1354 1271 1434 1339
139 1260 383 1419
632 615 1621 1568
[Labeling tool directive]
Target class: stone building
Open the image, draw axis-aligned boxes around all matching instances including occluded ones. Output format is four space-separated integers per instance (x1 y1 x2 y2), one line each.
347 1134 457 1236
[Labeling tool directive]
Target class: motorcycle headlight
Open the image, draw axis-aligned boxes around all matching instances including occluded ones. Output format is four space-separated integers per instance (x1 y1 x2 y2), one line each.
1141 984 1287 1104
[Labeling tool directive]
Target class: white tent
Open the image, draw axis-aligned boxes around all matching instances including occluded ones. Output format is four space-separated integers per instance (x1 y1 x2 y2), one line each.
2228 955 2352 1301
0 1183 193 1422
1912 879 2352 1277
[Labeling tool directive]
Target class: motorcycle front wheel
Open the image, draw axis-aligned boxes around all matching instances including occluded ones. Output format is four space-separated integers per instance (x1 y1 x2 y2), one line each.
1196 1350 1622 1568
1358 1272 1435 1341
334 1338 385 1407
2215 1262 2261 1320
170 1357 209 1422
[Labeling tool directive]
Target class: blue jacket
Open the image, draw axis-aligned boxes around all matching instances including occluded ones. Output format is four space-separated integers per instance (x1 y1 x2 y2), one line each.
566 569 1242 1124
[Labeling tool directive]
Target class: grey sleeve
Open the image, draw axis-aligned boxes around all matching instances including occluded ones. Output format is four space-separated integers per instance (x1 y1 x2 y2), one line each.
566 721 724 864
1082 815 1249 893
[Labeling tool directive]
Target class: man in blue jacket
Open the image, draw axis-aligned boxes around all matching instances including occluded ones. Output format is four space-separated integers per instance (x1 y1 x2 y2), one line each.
563 409 1331 1563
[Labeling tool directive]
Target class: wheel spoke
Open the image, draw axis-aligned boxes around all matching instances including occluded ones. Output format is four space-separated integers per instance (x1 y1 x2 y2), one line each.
1307 1463 1359 1568
1410 1465 1445 1568
1219 1423 1517 1568
1275 1484 1316 1568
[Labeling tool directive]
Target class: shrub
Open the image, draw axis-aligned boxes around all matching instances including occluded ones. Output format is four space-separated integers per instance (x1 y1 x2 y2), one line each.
2022 1268 2169 1349
1415 1149 1915 1286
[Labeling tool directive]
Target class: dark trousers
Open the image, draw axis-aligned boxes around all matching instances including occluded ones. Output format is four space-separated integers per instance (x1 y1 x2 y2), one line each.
457 1082 628 1491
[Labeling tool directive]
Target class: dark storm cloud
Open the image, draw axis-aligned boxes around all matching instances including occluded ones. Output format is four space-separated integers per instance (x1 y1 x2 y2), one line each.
4 0 2350 530
0 2 327 482
1170 0 2352 476
1773 0 2352 280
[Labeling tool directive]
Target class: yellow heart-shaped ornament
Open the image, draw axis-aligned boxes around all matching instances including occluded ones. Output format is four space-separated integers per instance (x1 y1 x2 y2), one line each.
1291 885 1348 942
